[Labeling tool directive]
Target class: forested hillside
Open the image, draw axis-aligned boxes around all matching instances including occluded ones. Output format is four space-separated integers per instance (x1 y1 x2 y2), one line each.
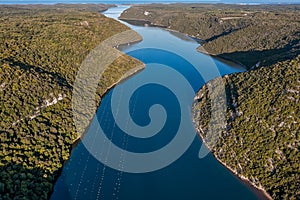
120 4 300 68
0 5 142 199
193 56 300 200
121 4 299 199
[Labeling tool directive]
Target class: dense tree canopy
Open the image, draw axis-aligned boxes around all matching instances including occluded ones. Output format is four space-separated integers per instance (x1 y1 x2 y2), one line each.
121 4 300 199
193 56 300 200
120 4 300 68
0 5 142 199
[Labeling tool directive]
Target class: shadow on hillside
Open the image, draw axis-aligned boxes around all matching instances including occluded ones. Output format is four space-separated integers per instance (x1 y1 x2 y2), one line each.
217 39 300 69
3 58 72 89
0 162 60 199
120 18 167 28
205 26 245 43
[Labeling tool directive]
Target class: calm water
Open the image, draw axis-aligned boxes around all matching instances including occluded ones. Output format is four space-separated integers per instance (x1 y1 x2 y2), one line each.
51 6 260 200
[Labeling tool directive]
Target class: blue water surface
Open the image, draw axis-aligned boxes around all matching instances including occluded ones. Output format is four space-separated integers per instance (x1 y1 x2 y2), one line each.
50 6 261 200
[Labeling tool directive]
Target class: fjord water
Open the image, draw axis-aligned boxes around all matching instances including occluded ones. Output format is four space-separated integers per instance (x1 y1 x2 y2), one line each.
51 6 259 200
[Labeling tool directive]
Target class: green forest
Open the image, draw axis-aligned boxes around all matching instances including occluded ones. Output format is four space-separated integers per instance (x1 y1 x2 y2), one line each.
121 4 300 200
120 4 300 68
1 3 299 200
0 5 142 199
193 56 300 200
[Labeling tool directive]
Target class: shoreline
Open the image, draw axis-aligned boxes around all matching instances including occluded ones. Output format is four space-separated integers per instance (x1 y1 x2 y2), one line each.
119 17 167 28
118 16 248 70
71 62 145 147
70 20 144 145
197 48 248 70
57 26 145 195
71 8 269 199
194 126 273 200
117 15 271 199
164 27 248 70
57 36 145 195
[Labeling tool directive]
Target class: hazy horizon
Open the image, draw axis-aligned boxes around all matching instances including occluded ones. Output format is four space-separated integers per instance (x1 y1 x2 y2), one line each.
0 0 300 4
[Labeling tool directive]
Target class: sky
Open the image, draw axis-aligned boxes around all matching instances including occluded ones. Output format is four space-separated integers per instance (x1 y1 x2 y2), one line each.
106 0 300 2
0 0 299 4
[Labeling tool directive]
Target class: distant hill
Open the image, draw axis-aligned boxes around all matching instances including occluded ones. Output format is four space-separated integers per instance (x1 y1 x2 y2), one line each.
120 3 300 68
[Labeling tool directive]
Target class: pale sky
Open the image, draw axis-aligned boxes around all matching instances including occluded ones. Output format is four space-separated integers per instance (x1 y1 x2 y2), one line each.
0 0 299 3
